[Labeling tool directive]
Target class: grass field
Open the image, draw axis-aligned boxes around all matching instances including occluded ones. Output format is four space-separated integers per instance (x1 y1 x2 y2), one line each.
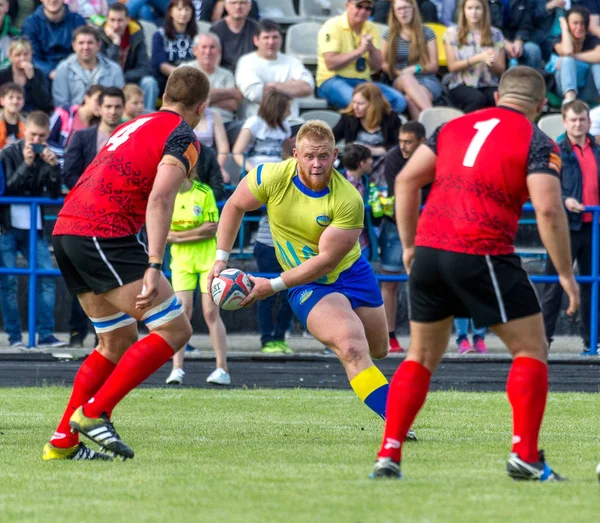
1 388 599 522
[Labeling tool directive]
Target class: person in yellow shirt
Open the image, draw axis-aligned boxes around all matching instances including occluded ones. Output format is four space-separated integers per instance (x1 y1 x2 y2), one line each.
165 178 231 386
208 120 402 425
316 0 407 112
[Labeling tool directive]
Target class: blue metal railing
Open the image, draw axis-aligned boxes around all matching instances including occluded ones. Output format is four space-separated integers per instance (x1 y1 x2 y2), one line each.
0 197 598 354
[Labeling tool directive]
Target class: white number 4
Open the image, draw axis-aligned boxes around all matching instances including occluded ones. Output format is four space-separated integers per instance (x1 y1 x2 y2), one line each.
462 118 500 167
106 117 153 151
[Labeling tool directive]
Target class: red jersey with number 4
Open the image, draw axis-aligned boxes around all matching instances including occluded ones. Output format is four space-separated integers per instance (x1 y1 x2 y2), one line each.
53 110 200 238
416 106 561 256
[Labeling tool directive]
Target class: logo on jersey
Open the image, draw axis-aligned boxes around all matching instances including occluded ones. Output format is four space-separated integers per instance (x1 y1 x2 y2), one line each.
193 205 202 216
299 290 313 304
548 151 562 174
316 215 331 227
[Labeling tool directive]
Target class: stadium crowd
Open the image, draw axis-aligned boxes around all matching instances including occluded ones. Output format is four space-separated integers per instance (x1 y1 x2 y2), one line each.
0 0 599 361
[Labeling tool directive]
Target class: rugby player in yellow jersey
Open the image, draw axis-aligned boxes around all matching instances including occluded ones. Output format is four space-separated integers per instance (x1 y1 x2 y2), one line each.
208 120 397 421
165 178 231 386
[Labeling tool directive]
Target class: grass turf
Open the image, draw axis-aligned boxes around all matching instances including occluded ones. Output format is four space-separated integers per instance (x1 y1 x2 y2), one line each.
1 388 599 522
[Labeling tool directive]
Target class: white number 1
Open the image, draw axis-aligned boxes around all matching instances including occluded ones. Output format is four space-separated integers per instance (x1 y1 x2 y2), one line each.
462 118 500 167
106 117 153 151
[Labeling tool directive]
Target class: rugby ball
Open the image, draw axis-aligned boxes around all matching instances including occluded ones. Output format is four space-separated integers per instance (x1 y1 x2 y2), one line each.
211 269 253 311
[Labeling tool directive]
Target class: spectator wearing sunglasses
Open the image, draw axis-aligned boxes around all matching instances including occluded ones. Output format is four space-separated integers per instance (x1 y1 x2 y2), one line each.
316 0 407 113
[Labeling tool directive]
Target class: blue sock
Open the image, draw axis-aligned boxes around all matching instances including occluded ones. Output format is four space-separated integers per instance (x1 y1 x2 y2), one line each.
350 365 389 419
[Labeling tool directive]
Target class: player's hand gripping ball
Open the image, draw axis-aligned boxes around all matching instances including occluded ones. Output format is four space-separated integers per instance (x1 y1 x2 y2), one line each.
211 269 253 311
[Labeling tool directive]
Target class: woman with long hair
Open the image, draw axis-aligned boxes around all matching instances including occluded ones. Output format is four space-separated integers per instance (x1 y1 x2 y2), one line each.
443 0 506 112
381 0 441 120
333 82 400 159
194 103 231 183
151 0 197 93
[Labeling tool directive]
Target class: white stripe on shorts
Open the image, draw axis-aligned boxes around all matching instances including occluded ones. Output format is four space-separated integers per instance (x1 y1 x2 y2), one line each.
93 236 123 286
485 255 507 323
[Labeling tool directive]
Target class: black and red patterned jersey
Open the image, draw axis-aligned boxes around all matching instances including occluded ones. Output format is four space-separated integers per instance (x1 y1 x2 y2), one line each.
53 110 200 238
416 106 561 256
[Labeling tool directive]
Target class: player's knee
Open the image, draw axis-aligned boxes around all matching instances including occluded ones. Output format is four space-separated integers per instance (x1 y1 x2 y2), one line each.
335 338 368 364
203 307 219 326
370 342 388 360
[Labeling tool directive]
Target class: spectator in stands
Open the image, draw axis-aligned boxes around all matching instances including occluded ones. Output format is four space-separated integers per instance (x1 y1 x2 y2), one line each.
99 3 159 112
52 26 124 108
543 100 600 354
232 90 291 173
380 120 425 353
21 0 86 80
444 0 506 113
0 83 25 149
123 83 145 120
532 0 569 61
235 20 315 120
193 105 231 182
210 0 258 72
65 0 108 22
62 86 124 189
0 0 19 69
0 111 66 349
210 0 259 22
489 0 542 69
382 0 442 120
151 0 197 93
373 0 441 24
0 38 53 114
342 144 375 259
333 82 401 161
553 6 600 105
316 0 407 113
179 32 243 141
455 318 487 354
579 0 600 38
48 83 102 156
195 146 227 200
62 87 124 347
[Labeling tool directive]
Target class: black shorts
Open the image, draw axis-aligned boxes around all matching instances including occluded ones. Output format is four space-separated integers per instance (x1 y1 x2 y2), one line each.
53 234 148 295
408 246 541 327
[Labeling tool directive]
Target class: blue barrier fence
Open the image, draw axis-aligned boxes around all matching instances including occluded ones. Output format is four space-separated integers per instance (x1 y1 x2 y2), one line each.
0 197 598 354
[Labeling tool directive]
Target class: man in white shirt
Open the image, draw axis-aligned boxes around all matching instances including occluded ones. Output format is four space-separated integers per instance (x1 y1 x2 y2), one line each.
235 19 315 119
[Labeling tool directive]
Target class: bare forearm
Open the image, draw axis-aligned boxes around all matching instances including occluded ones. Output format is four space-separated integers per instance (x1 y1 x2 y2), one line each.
216 202 245 252
573 49 600 63
395 185 421 249
324 49 364 71
279 254 338 289
146 197 176 259
367 48 382 72
171 223 218 242
537 209 575 276
271 80 312 98
212 99 239 112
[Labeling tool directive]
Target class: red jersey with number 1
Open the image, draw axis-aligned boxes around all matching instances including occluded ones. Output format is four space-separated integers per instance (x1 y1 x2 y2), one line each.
53 110 200 239
416 106 562 256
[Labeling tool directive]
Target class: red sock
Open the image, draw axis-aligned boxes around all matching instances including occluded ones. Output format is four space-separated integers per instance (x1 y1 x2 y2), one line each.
84 333 175 419
378 360 431 463
507 357 548 463
50 350 116 448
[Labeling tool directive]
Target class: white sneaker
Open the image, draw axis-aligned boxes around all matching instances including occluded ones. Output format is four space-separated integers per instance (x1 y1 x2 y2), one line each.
206 368 231 385
165 368 185 385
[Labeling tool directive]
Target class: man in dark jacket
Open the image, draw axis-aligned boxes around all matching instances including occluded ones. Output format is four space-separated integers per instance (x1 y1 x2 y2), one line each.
0 111 66 348
542 99 600 354
489 0 542 68
99 3 159 112
21 0 86 80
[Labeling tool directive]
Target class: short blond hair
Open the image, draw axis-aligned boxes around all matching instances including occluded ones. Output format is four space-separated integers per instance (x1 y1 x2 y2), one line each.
9 38 32 56
123 83 143 101
295 120 335 150
498 66 546 107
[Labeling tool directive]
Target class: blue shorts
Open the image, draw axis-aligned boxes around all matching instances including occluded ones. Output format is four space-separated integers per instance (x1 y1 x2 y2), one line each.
379 219 404 273
288 255 383 328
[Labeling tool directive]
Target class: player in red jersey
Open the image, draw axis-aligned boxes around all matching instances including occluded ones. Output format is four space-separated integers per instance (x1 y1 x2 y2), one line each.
370 67 580 481
42 67 210 461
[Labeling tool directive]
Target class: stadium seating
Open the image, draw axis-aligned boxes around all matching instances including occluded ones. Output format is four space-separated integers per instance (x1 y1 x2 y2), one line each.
300 109 341 129
285 21 322 66
139 20 158 59
418 106 464 137
254 0 307 24
424 23 448 67
299 0 346 21
197 20 212 34
538 114 565 142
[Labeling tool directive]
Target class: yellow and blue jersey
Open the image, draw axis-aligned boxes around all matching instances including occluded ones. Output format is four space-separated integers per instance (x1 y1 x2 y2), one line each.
246 159 364 284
